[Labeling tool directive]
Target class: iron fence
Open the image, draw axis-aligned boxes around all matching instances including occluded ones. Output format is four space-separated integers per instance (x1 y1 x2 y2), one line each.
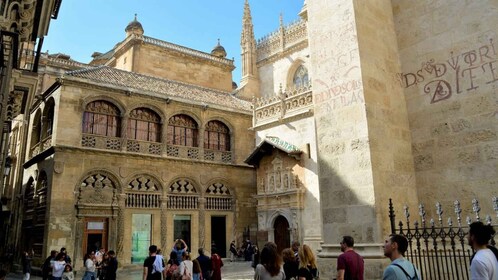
388 197 498 280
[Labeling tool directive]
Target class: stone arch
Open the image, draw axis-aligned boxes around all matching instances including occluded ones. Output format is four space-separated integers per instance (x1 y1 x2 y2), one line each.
127 103 165 124
81 96 126 117
42 97 55 139
166 110 201 127
167 178 199 194
166 178 199 210
203 118 233 152
124 173 162 209
266 208 293 230
75 170 121 205
124 173 163 192
30 109 42 147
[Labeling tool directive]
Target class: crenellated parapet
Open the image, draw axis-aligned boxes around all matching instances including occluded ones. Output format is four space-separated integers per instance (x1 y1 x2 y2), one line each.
256 19 307 63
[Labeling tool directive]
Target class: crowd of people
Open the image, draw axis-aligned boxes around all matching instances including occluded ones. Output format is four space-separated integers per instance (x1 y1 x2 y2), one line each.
142 239 223 280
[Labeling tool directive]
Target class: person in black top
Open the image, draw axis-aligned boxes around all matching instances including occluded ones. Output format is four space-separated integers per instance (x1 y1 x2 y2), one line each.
22 250 33 280
282 248 298 280
196 248 212 280
143 245 164 280
297 245 319 280
60 248 72 265
105 250 118 280
42 250 57 280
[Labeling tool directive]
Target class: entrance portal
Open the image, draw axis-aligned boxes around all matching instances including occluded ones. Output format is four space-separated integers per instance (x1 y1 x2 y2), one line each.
211 216 226 257
83 218 107 254
273 215 290 253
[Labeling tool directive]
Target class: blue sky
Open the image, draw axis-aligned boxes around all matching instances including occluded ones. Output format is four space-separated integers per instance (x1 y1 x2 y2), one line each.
43 0 304 82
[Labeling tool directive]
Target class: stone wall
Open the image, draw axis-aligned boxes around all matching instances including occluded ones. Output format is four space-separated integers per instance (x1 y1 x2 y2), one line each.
393 0 498 216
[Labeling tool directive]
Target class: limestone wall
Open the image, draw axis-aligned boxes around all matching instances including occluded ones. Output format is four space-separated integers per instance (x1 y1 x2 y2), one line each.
393 0 498 216
130 44 234 92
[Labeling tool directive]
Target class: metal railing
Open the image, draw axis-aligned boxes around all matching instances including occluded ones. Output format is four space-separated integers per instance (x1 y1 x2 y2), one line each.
388 197 498 280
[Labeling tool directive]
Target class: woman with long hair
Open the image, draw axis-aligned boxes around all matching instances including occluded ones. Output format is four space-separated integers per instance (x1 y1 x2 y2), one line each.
179 251 194 279
297 245 318 280
165 251 179 280
82 251 96 280
282 248 298 280
254 242 285 280
192 259 202 280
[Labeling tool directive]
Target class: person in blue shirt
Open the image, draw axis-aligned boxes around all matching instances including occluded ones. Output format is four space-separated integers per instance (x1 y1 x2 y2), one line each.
172 239 188 264
383 234 421 280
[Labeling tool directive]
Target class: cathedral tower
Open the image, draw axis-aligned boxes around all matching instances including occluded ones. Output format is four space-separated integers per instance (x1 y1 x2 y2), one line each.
238 0 260 100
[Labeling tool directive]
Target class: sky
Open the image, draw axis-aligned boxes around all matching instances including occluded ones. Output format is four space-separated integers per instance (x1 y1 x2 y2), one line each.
43 0 304 83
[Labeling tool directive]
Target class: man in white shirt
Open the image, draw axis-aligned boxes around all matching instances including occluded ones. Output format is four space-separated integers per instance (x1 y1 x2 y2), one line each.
468 222 498 280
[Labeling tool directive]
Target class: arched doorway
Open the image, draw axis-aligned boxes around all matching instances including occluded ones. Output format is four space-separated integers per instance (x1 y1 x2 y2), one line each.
273 215 290 253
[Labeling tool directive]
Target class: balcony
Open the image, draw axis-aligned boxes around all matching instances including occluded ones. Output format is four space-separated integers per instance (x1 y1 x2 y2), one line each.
253 85 313 128
80 134 233 164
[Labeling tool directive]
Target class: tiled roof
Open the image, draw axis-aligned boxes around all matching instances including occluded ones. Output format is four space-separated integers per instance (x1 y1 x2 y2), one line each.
244 136 302 166
63 66 251 112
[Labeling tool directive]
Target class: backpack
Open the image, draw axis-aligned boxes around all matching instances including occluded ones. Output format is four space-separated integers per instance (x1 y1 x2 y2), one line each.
152 255 165 274
391 263 419 280
181 265 192 280
167 263 178 277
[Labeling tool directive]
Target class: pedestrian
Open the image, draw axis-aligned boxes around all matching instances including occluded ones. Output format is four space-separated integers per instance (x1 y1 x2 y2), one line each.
291 241 300 263
82 251 96 280
230 241 238 262
211 248 223 280
60 248 72 265
172 239 189 264
42 250 57 280
62 265 74 280
95 248 105 280
22 250 33 280
100 252 110 280
468 222 497 280
143 245 165 280
105 250 118 280
179 251 193 279
382 234 421 280
282 248 298 280
165 251 179 280
252 245 260 269
337 236 364 280
254 242 285 280
297 245 318 280
192 259 203 280
196 248 212 280
52 252 67 280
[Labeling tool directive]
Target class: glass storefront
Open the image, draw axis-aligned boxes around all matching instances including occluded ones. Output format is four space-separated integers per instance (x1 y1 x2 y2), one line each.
173 215 191 250
131 214 151 263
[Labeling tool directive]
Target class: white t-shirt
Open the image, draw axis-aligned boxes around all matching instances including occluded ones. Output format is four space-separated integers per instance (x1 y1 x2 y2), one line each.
471 249 498 280
52 261 66 277
85 258 96 273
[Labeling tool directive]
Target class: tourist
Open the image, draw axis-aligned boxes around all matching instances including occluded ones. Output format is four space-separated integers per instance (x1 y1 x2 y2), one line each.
22 250 33 280
179 251 193 279
291 241 300 262
382 234 421 280
105 250 118 280
62 264 74 280
254 242 285 280
282 248 298 280
95 248 105 280
230 240 238 262
196 248 212 280
211 248 223 280
252 245 260 269
337 236 364 280
172 239 188 264
42 250 57 280
192 259 203 280
60 248 72 265
297 245 318 280
52 252 67 280
165 251 179 280
82 252 96 280
143 245 165 280
100 252 110 280
468 222 497 280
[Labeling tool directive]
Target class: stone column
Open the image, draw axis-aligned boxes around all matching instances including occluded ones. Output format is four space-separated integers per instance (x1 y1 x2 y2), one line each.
116 194 126 259
160 197 168 251
198 197 206 249
307 0 418 278
74 216 84 267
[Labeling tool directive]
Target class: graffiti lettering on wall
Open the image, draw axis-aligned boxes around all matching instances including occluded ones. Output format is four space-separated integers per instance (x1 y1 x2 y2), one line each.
398 39 498 104
313 77 364 111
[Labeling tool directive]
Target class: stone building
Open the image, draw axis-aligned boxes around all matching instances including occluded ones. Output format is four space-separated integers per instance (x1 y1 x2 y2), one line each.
2 0 497 278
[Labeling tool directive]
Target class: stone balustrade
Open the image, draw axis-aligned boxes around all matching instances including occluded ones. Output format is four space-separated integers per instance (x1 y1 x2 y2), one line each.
125 192 161 208
80 134 233 164
205 197 232 211
253 85 313 127
167 195 199 209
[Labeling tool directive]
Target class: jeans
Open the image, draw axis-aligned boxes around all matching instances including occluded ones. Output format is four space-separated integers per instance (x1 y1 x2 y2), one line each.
23 273 30 280
82 271 95 280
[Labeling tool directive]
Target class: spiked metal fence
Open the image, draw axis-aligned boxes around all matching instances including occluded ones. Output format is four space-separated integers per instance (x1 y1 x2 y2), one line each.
388 197 498 280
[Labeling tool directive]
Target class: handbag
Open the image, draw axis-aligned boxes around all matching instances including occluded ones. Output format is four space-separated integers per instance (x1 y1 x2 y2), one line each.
181 266 192 280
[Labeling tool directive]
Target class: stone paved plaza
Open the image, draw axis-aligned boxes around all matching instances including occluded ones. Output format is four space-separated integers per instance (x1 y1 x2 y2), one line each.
5 260 255 280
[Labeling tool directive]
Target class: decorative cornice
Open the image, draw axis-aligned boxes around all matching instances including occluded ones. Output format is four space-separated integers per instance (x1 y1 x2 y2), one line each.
256 40 308 66
256 19 307 63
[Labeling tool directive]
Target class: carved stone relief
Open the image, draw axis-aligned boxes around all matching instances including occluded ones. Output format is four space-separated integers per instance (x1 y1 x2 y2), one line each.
77 173 117 205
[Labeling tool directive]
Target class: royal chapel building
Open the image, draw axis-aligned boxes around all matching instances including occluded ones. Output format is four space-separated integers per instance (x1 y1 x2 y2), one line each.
1 0 497 278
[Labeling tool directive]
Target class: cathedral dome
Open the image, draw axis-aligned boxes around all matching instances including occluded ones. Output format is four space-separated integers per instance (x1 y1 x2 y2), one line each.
125 14 144 36
211 39 227 58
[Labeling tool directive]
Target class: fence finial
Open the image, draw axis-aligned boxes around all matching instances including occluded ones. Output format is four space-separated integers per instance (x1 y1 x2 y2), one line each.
454 200 462 226
466 216 472 225
472 198 481 222
485 214 492 225
493 196 498 218
436 202 444 225
418 203 426 226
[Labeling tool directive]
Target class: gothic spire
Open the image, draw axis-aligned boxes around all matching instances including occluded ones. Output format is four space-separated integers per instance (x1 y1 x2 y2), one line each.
239 0 259 99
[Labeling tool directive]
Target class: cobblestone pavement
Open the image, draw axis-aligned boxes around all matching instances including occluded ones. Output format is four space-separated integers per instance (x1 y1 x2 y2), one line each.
5 260 255 280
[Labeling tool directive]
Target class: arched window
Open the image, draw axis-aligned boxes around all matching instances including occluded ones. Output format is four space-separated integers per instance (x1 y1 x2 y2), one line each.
42 99 55 139
30 110 42 147
82 100 121 137
204 120 230 151
292 65 309 89
127 108 161 142
167 114 198 147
